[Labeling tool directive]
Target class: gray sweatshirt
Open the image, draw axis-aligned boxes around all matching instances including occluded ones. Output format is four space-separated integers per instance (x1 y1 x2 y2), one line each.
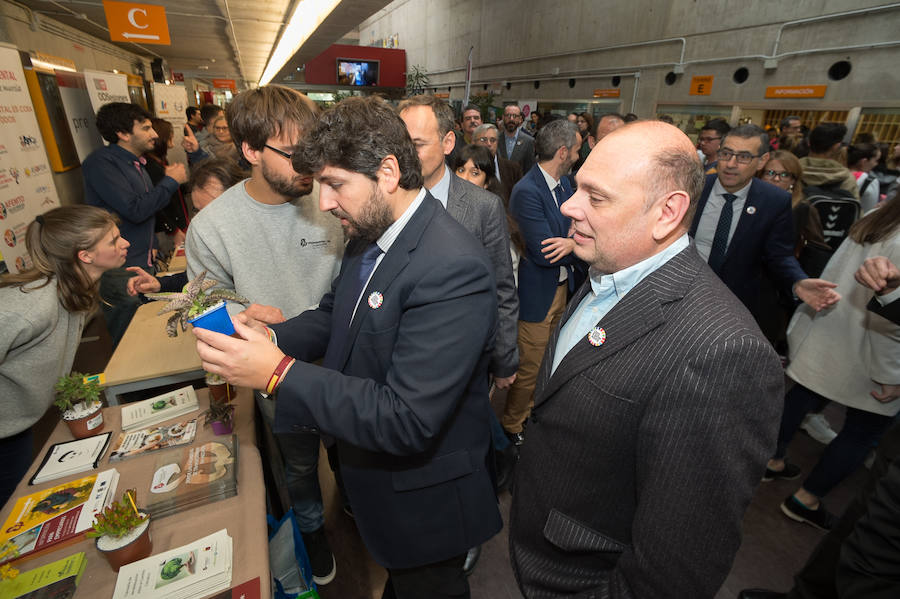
1 279 85 438
185 180 344 318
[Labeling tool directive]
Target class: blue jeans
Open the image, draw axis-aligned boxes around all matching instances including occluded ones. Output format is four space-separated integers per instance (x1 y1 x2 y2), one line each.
256 394 324 533
775 383 893 498
0 429 33 508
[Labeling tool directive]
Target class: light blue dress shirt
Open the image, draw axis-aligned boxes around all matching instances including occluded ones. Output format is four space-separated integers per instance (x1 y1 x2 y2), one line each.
551 234 690 375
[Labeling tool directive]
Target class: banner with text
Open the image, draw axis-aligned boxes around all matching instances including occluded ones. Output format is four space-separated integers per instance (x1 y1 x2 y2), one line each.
0 45 61 275
151 82 188 166
83 69 130 114
55 71 105 162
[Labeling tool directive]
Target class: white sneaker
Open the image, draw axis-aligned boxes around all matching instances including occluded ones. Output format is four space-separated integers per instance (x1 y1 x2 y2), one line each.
800 413 838 444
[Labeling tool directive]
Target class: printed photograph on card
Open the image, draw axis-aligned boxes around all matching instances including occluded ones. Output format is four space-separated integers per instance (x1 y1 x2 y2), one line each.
155 550 196 588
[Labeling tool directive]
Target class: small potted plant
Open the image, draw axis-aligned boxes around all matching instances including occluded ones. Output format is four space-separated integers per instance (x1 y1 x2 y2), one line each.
205 372 235 405
87 489 152 572
146 270 248 337
204 397 235 435
54 372 104 439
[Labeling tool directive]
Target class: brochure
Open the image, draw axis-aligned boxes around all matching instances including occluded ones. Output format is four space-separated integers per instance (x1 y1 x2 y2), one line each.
120 386 199 432
0 470 118 564
111 529 232 599
109 420 198 463
146 437 238 519
0 552 87 599
29 433 112 485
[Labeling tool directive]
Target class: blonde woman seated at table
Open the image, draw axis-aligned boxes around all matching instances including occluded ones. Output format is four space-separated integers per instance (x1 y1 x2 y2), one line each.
0 206 128 506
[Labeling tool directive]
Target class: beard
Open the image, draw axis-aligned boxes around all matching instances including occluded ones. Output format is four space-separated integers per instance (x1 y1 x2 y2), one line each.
332 184 394 243
504 119 518 133
261 159 313 198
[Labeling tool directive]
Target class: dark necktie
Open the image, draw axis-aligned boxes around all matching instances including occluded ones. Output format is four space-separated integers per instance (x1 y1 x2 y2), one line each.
707 193 738 274
322 243 383 370
553 183 564 208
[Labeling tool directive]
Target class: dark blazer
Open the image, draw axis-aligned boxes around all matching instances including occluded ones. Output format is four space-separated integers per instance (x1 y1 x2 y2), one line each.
509 244 782 598
498 129 535 174
446 174 519 378
496 154 523 204
270 194 502 569
510 165 584 322
690 174 808 318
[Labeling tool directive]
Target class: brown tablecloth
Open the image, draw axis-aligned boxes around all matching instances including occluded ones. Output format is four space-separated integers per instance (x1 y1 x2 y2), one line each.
0 387 269 599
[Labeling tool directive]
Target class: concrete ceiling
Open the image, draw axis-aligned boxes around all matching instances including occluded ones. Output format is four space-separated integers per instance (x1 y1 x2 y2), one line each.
17 0 392 88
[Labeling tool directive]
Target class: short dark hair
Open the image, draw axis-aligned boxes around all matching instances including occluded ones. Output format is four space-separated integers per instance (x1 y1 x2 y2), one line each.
462 104 481 115
809 123 847 154
227 86 319 152
535 120 578 161
780 115 801 129
186 106 200 121
623 112 639 123
701 118 731 138
397 95 455 137
847 143 880 167
292 96 423 190
95 102 152 144
452 144 496 180
189 158 245 192
200 103 223 125
724 124 769 155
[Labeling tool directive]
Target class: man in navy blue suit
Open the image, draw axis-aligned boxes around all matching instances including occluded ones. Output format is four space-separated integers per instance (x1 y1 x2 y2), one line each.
194 97 501 598
690 124 840 321
504 119 586 445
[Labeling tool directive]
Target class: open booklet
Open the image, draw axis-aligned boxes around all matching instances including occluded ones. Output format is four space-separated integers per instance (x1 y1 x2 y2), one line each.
111 529 232 599
30 433 112 485
109 420 198 463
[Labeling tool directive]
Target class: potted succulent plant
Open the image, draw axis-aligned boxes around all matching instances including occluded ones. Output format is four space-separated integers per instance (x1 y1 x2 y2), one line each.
146 270 248 337
54 372 104 439
87 489 152 572
204 396 235 435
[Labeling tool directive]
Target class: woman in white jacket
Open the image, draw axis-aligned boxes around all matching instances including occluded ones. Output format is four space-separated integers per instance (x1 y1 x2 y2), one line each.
764 196 900 531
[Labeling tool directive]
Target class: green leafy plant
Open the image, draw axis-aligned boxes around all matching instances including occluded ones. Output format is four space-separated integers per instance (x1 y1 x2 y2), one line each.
86 489 148 539
405 64 430 96
204 399 235 427
146 270 248 337
54 372 102 413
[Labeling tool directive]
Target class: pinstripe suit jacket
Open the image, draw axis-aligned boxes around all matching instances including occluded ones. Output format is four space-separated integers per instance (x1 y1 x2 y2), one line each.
509 243 783 598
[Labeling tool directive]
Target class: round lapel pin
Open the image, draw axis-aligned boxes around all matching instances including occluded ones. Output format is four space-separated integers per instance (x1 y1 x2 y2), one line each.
368 291 384 309
587 326 606 346
746 206 756 215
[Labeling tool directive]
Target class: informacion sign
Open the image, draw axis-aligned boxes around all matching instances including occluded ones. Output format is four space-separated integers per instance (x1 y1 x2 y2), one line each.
765 85 827 99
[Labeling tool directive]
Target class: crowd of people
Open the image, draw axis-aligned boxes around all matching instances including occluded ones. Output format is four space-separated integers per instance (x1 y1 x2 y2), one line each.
1 86 898 599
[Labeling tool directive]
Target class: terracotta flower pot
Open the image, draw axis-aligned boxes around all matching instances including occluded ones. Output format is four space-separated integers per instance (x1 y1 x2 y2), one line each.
208 382 236 404
62 401 104 439
95 516 152 572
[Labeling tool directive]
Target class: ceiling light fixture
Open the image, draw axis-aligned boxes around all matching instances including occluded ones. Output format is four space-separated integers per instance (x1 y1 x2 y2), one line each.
258 0 342 86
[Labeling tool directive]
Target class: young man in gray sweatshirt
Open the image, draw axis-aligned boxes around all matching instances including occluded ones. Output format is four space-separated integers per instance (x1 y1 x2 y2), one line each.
185 85 344 585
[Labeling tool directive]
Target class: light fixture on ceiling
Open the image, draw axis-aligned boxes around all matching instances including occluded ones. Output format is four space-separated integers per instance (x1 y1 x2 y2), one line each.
258 0 342 86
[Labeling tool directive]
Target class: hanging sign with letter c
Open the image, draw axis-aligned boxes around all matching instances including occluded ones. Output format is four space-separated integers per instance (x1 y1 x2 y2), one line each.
103 0 171 45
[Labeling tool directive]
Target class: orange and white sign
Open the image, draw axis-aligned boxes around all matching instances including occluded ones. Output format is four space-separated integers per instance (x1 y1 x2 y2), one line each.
689 76 714 96
765 85 827 99
593 89 621 98
212 79 236 91
103 1 171 45
434 93 450 99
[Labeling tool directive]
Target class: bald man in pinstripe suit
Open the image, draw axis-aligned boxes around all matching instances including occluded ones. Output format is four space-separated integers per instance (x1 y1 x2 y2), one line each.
509 122 784 598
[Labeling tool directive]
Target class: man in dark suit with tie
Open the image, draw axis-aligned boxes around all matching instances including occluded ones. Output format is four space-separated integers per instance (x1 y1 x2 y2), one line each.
194 96 502 598
498 104 536 174
690 124 840 322
473 123 523 204
504 119 584 445
509 120 784 598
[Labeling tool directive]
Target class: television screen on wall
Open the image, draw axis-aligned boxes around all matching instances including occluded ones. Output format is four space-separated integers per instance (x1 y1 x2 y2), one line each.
337 59 380 86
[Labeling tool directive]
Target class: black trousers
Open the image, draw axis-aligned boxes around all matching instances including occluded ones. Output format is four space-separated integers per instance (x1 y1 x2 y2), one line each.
788 420 900 599
382 553 469 599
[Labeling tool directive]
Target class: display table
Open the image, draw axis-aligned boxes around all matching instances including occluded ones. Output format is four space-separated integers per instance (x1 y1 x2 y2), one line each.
103 302 204 405
0 387 269 599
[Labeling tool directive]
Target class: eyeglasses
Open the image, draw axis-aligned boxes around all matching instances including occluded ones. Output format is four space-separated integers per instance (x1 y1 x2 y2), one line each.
698 136 721 143
214 125 229 132
265 144 294 160
717 148 764 164
477 137 498 144
763 169 795 181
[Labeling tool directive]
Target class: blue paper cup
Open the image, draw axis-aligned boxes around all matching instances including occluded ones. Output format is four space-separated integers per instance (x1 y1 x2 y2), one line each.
187 301 235 336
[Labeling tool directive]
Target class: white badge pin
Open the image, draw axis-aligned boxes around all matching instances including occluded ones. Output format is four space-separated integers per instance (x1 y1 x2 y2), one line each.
588 327 607 347
368 291 384 309
746 206 757 215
